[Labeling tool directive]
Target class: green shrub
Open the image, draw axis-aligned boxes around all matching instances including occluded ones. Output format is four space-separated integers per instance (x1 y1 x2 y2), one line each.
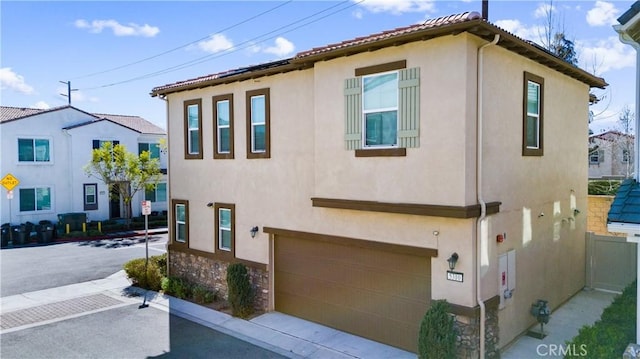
418 300 457 359
151 253 167 277
123 257 163 291
226 263 254 318
565 280 636 358
160 276 191 299
588 180 622 196
192 284 216 304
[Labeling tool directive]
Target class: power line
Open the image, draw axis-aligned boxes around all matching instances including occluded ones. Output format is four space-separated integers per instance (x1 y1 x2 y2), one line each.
70 1 293 80
80 0 362 91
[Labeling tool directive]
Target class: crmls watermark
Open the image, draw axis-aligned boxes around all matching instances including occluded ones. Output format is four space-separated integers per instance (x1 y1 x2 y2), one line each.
536 344 588 357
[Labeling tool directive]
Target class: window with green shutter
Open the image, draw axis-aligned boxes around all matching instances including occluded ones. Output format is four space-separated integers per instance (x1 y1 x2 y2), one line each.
345 63 420 155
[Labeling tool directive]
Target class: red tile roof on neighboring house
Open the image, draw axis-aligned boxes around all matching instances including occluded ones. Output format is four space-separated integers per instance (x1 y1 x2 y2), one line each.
151 11 607 97
0 105 164 135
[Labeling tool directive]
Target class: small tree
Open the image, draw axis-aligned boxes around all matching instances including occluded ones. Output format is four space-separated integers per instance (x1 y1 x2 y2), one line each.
84 142 161 225
418 300 457 359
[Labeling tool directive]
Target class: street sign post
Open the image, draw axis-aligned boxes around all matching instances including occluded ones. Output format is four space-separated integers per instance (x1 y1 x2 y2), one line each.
1 173 20 191
139 200 152 309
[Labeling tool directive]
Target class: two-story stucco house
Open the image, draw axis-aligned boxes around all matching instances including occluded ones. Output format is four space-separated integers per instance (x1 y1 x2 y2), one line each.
0 105 167 226
151 12 606 356
589 130 634 179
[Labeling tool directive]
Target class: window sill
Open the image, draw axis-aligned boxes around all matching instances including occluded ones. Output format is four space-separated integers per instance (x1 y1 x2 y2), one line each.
355 148 406 157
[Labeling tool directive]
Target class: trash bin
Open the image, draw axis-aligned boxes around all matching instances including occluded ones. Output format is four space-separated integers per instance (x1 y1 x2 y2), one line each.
12 225 26 245
1 223 10 248
37 220 54 243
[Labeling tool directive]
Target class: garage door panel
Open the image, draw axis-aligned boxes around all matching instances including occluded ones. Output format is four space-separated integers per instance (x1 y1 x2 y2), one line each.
275 234 431 352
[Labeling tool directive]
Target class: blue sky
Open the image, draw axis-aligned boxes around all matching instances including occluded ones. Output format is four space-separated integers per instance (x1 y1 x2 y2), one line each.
1 0 637 133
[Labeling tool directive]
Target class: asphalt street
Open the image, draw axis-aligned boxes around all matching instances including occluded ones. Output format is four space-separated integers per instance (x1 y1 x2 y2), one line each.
0 233 287 359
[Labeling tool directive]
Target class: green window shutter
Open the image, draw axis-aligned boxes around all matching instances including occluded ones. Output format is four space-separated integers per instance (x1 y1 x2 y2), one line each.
344 77 362 150
398 67 420 148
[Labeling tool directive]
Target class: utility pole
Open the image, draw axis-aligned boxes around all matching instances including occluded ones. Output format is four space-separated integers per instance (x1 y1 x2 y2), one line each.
59 81 78 105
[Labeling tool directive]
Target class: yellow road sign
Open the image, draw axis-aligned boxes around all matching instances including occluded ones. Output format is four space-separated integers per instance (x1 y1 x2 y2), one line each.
1 173 20 191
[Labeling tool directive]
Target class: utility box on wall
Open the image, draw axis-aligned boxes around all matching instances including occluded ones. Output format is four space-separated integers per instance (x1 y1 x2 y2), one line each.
499 249 516 308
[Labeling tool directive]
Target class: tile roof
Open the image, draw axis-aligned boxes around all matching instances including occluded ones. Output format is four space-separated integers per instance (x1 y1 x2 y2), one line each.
608 179 640 224
295 12 482 59
0 105 164 135
151 11 606 97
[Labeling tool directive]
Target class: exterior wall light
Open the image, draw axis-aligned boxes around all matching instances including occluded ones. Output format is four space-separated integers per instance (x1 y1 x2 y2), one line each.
447 252 459 271
250 226 259 238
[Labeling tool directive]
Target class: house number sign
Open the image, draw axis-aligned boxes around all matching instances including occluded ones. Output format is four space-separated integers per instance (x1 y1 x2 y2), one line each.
447 270 464 282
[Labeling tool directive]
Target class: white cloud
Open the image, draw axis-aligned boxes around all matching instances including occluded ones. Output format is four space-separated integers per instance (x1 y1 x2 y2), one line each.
355 0 435 15
32 101 50 109
0 68 34 94
586 1 619 27
578 36 635 74
197 34 233 53
534 3 555 19
75 19 160 37
263 37 295 57
56 86 99 104
494 19 544 42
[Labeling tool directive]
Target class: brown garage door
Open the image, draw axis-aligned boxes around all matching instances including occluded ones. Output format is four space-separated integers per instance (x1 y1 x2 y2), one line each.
275 234 432 352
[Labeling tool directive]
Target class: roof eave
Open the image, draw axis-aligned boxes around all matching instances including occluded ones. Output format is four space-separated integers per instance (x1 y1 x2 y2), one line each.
151 61 309 97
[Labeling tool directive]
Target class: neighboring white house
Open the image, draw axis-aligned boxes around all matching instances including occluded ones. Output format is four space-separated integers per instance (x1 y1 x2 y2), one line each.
589 130 634 179
0 105 167 226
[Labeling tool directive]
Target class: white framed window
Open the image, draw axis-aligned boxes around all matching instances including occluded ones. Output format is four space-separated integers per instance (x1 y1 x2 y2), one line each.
214 203 235 257
623 149 631 163
18 138 50 162
246 89 270 159
184 99 202 159
145 183 167 202
19 187 51 212
175 202 187 243
362 71 398 148
84 183 98 210
523 72 544 156
138 143 160 159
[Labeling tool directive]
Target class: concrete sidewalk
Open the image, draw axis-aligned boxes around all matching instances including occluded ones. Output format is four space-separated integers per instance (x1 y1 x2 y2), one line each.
501 288 618 358
0 270 414 359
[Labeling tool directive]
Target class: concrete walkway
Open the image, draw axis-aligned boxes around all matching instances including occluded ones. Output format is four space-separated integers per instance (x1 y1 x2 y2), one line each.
501 288 618 359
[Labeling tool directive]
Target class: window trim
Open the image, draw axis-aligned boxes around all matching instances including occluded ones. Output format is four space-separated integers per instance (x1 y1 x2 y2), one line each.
172 199 189 246
246 88 270 159
84 183 98 211
522 72 544 156
18 137 51 163
138 142 161 159
361 70 399 149
214 202 235 258
213 94 234 159
184 99 203 159
19 186 52 213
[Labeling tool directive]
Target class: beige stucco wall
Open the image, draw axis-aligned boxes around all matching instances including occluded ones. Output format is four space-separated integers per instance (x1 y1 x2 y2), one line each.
164 32 594 350
481 44 590 347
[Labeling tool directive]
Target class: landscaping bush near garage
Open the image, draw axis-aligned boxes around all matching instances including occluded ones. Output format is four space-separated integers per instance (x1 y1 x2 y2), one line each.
588 179 622 196
564 280 636 358
418 300 457 359
124 254 218 306
227 263 255 319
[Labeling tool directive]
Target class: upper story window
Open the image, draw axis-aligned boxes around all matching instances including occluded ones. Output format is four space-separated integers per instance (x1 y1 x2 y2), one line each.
93 140 119 150
246 88 270 159
20 186 51 212
18 138 50 162
172 199 188 244
523 72 544 156
589 149 603 164
363 72 398 148
345 60 419 157
138 143 160 159
213 94 234 159
215 203 235 258
146 182 167 202
184 99 203 159
622 149 631 163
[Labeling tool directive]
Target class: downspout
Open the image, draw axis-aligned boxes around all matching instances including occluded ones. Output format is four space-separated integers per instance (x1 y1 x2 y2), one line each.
477 34 499 359
62 129 74 212
160 95 171 277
